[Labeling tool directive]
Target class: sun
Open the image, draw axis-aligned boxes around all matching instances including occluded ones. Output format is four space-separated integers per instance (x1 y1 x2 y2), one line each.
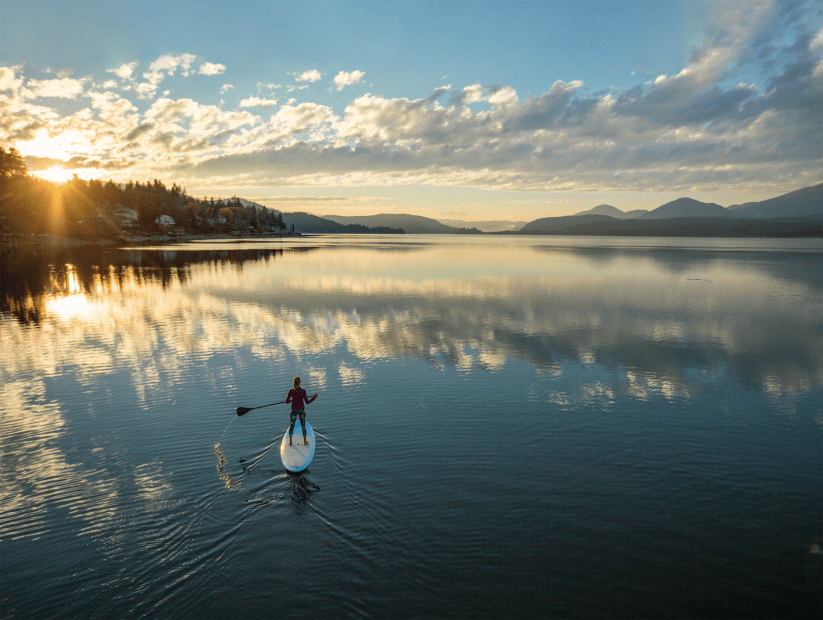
33 167 76 183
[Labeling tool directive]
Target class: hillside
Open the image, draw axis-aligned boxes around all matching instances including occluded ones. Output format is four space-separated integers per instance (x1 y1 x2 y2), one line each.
282 212 403 234
322 214 455 234
638 198 730 219
519 214 617 234
573 204 647 219
727 183 822 219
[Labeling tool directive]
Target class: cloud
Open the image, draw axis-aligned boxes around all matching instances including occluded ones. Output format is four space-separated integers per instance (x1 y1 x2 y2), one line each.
24 77 86 99
294 69 322 83
149 53 197 76
333 70 365 91
128 54 226 100
0 66 24 91
1 1 819 196
134 81 159 100
199 62 226 76
106 62 138 81
220 84 234 94
239 96 278 108
269 102 335 132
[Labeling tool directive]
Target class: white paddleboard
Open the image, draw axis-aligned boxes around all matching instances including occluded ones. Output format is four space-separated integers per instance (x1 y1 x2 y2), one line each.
280 421 315 473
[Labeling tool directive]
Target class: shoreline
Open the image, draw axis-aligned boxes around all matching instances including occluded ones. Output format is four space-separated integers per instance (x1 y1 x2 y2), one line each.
0 231 298 250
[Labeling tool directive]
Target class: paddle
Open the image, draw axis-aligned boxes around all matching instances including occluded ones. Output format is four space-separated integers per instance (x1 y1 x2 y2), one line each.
236 401 286 416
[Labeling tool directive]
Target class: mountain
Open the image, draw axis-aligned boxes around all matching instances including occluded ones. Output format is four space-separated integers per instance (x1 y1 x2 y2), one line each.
727 183 822 219
322 214 455 234
573 204 648 219
623 209 650 219
282 212 403 234
436 218 527 232
519 214 617 234
638 198 729 219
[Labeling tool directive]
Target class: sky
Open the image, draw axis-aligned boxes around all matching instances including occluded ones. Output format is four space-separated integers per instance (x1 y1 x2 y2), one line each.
0 0 821 221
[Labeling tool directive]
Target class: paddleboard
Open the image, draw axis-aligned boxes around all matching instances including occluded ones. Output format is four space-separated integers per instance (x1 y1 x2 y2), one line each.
280 421 315 473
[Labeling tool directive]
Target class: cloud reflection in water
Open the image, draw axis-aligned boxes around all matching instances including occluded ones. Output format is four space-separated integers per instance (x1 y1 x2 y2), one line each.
1 239 820 405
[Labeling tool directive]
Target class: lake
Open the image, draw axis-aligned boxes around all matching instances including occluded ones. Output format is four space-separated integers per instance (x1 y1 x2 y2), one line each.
1 235 820 618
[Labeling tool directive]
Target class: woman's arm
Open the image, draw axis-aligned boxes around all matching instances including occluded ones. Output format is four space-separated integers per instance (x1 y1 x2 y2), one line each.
286 389 293 404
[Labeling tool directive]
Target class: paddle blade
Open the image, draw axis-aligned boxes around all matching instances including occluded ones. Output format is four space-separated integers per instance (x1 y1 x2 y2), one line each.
236 406 252 416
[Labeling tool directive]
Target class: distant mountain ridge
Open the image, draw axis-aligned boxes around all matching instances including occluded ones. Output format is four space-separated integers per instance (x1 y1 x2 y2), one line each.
273 183 821 236
569 184 822 221
573 204 649 219
322 214 456 234
727 183 822 219
517 183 822 237
519 214 616 234
281 212 403 234
638 197 729 219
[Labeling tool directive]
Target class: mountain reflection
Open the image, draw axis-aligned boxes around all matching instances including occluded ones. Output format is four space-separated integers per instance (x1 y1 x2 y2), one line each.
1 239 820 400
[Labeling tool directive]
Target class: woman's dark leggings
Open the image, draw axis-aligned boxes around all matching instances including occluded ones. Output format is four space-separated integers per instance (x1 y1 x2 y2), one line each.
289 409 306 437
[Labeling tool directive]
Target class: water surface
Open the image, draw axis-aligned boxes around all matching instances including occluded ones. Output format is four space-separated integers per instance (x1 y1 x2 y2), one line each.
1 235 820 618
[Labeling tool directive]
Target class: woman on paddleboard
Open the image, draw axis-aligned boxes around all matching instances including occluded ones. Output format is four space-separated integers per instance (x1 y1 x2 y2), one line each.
286 376 317 446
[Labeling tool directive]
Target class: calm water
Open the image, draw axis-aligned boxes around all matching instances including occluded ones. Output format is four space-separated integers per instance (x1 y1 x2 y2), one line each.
1 235 820 618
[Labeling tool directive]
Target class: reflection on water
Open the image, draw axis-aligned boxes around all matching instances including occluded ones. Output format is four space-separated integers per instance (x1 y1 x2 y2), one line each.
1 236 820 618
2 238 820 402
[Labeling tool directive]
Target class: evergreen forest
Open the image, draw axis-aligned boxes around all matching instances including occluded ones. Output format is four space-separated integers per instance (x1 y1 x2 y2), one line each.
0 145 285 239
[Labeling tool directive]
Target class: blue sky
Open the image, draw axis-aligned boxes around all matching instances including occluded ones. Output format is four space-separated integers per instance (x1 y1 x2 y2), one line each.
1 0 820 220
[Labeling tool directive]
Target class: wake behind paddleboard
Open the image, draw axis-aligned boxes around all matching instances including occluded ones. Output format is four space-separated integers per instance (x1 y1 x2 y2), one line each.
280 421 315 473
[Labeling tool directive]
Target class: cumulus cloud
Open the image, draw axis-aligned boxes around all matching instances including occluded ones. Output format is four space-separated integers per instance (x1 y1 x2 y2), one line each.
220 84 234 94
240 96 278 108
269 102 335 132
294 69 322 83
106 62 138 81
333 70 365 91
24 77 86 99
149 53 197 76
199 62 226 76
134 81 159 100
0 66 24 91
1 1 819 196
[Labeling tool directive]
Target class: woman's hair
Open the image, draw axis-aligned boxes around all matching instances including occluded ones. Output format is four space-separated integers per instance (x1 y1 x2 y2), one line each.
293 376 301 388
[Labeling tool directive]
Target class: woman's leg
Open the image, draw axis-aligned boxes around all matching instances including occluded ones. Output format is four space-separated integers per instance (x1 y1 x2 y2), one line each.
288 410 297 444
299 410 307 443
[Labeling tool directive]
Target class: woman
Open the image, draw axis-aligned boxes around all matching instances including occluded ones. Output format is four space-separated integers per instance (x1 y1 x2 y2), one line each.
285 376 317 446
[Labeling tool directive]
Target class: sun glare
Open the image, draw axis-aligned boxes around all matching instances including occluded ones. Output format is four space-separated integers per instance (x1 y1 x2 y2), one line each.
34 167 76 183
17 131 73 160
19 130 97 184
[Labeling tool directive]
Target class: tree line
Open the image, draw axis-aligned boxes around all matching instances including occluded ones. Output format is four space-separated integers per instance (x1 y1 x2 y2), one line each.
0 145 285 237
